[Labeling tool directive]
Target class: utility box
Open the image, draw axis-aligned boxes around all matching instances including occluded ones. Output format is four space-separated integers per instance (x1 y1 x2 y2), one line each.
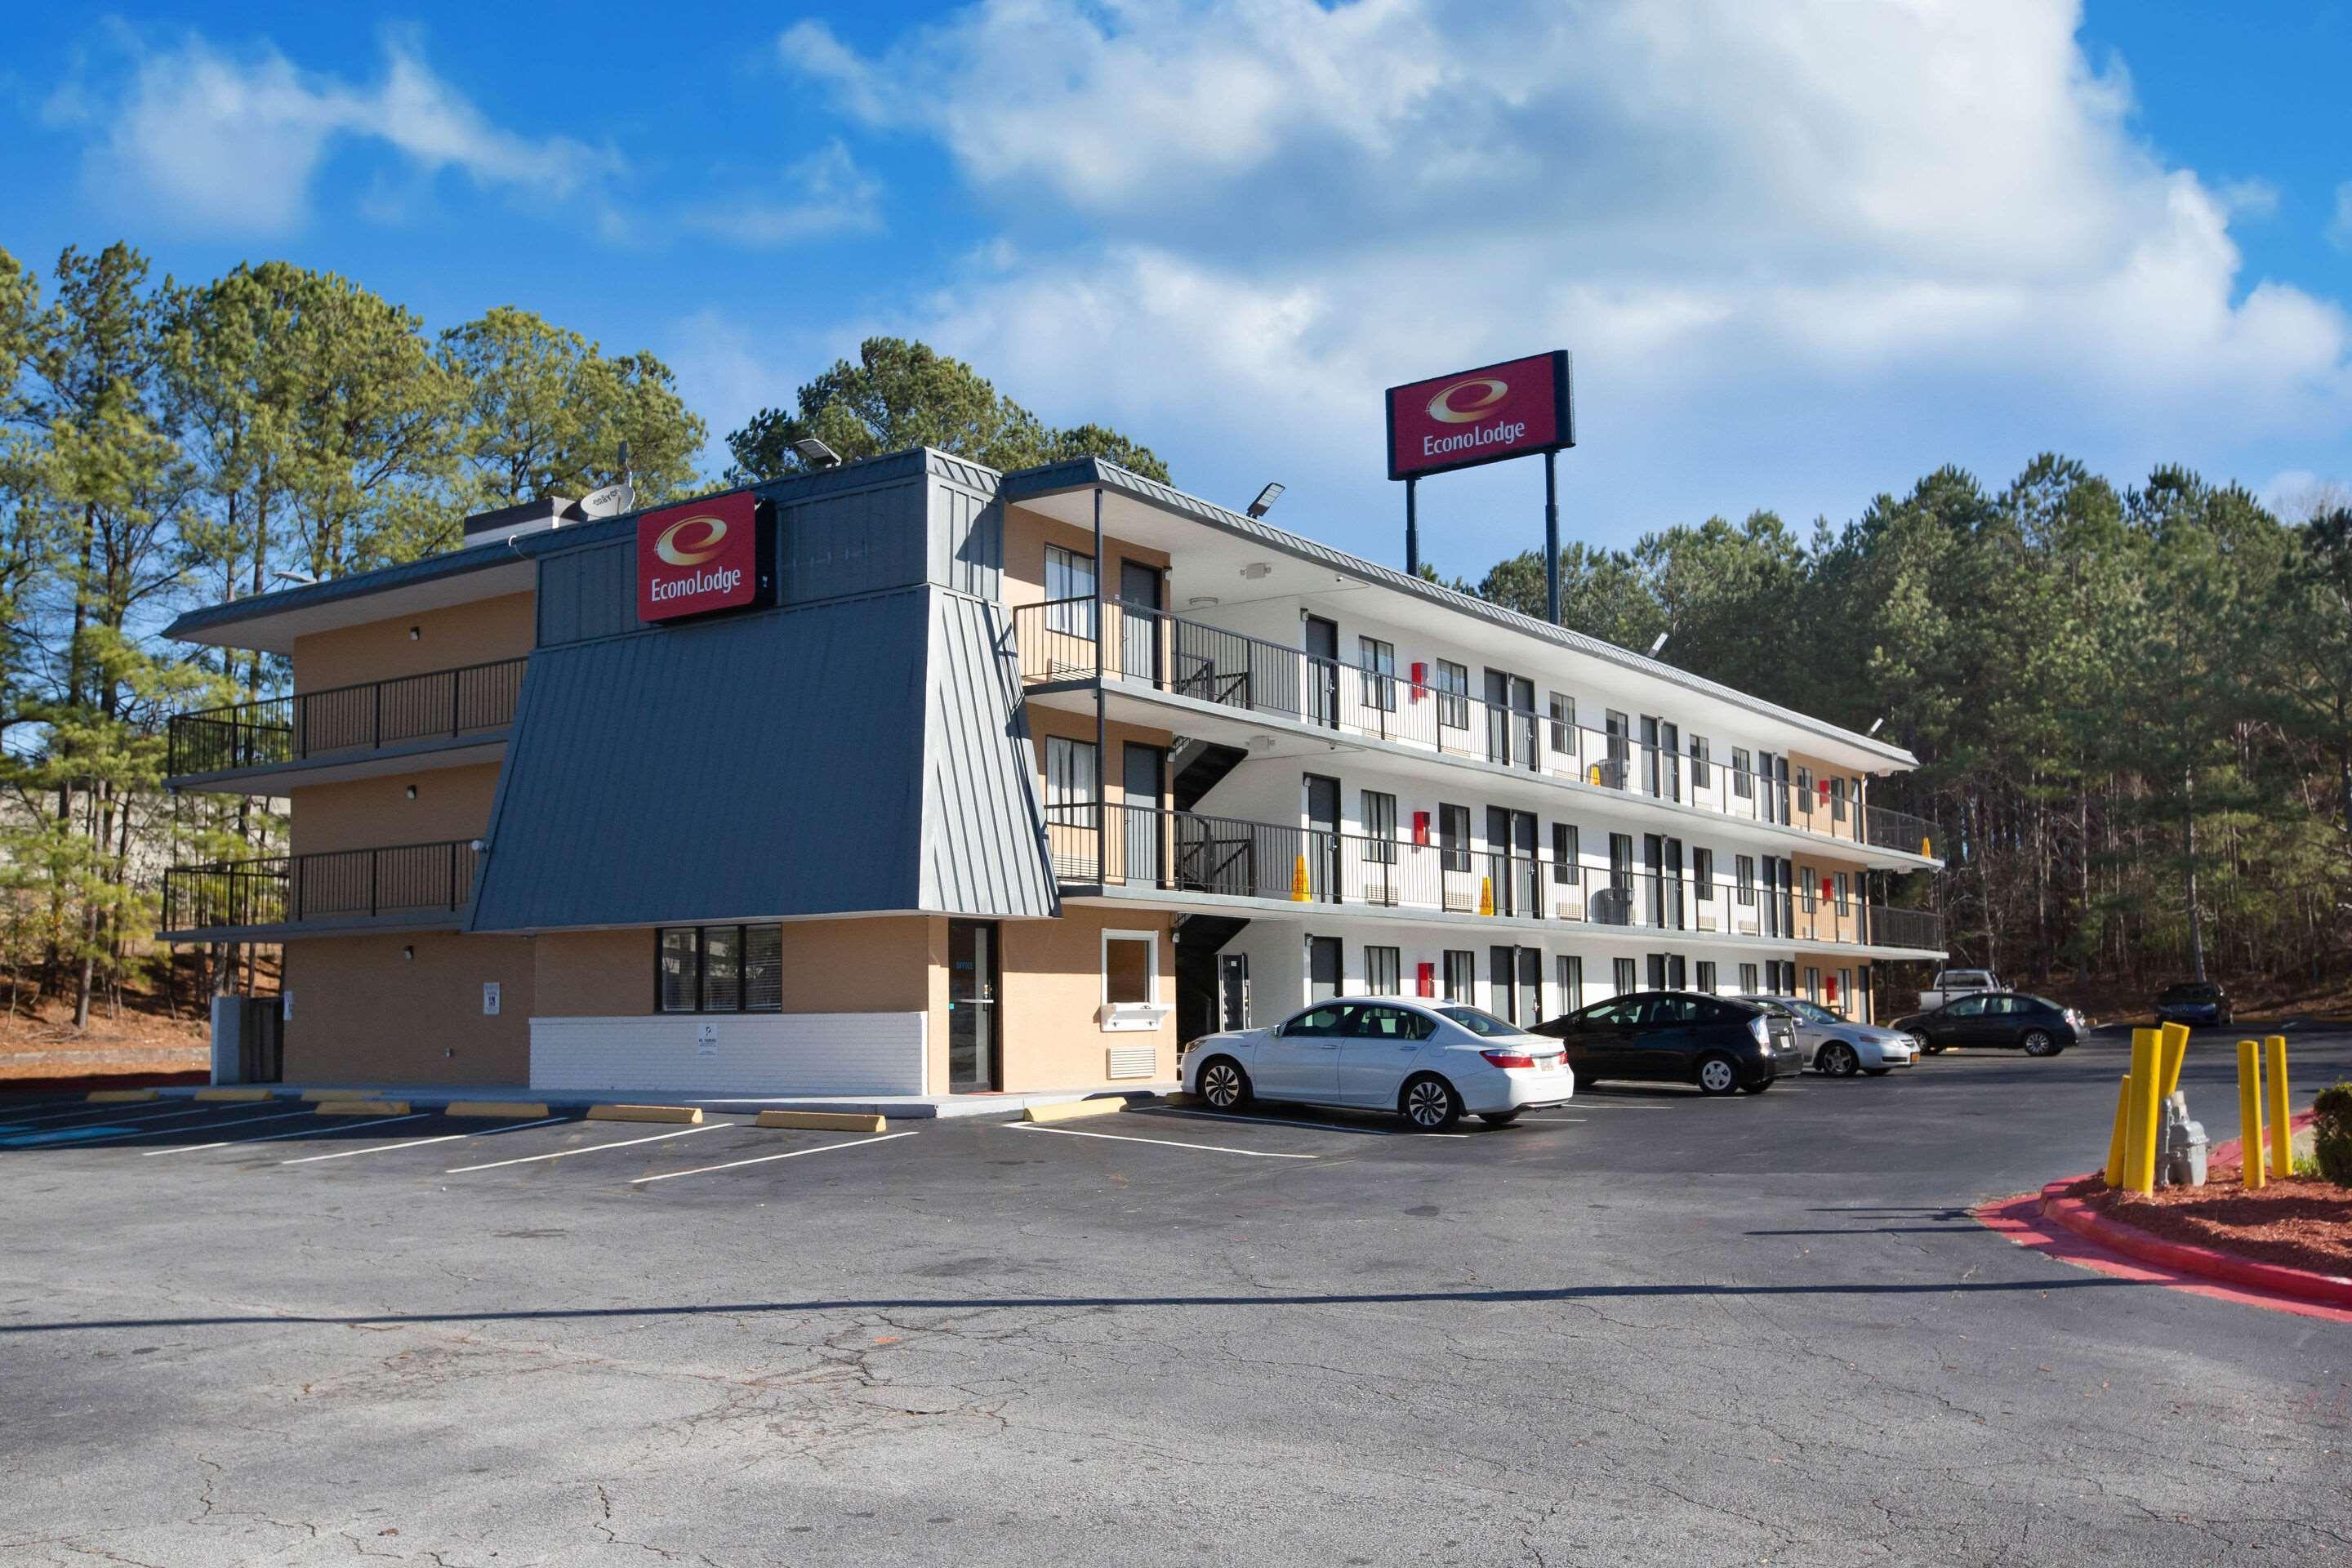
2158 1093 2209 1188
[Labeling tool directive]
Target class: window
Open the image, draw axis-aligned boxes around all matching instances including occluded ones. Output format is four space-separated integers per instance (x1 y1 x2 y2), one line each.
1282 1003 1356 1036
1103 930 1157 1005
1612 956 1637 996
656 925 784 1013
1805 966 1822 1002
1693 848 1715 901
1352 1004 1433 1040
1433 659 1469 731
1552 822 1579 885
1443 949 1477 1002
1838 969 1855 1013
1045 736 1098 806
1736 854 1756 906
1361 790 1397 864
1690 736 1710 788
1646 953 1667 991
1437 1006 1522 1037
1695 960 1717 995
1831 777 1848 822
1365 945 1401 996
1439 804 1471 872
1044 545 1096 635
1739 962 1758 995
1358 636 1396 710
1835 871 1851 913
1801 866 1817 912
1731 747 1752 800
1548 692 1575 755
1609 832 1633 891
1557 955 1584 1009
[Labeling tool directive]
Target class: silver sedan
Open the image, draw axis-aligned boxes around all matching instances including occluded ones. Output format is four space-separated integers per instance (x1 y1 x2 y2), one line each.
1753 996 1917 1077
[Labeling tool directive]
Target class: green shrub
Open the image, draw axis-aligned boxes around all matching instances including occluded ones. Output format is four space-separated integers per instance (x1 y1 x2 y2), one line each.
2314 1083 2352 1186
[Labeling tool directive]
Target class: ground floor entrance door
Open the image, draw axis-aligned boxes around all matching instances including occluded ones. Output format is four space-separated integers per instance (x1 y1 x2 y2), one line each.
948 919 1000 1091
1307 935 1342 1003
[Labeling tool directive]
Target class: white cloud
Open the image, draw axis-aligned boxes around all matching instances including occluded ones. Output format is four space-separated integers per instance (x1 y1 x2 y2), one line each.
680 141 884 247
778 0 2352 544
78 30 618 235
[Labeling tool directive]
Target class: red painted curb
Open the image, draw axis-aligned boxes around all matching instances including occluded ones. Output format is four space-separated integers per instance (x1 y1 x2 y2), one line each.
2035 1111 2352 1312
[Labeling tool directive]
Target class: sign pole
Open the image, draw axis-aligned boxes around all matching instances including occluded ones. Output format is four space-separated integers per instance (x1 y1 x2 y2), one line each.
1405 477 1419 577
1544 448 1561 626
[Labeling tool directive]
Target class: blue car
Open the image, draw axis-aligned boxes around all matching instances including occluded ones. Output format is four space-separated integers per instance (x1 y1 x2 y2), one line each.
2154 981 2232 1027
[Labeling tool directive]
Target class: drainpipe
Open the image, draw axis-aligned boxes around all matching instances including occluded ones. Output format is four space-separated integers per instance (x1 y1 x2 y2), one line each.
1094 484 1108 890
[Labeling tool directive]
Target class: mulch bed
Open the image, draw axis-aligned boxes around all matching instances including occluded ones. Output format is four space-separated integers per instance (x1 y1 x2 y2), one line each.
2057 1169 2352 1280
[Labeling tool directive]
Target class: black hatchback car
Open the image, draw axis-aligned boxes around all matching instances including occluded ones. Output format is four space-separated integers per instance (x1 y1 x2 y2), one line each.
1529 991 1801 1095
2154 981 2232 1027
1888 993 2084 1057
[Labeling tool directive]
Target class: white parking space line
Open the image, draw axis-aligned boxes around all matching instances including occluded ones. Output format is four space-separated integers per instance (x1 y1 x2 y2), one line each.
93 1107 323 1145
630 1129 920 1184
3 1101 237 1132
1147 1107 1467 1139
444 1123 724 1173
145 1112 430 1156
278 1117 567 1165
1011 1123 1319 1160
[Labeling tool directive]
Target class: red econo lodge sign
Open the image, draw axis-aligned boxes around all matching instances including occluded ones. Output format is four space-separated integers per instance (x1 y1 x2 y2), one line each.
1386 350 1575 480
637 492 768 622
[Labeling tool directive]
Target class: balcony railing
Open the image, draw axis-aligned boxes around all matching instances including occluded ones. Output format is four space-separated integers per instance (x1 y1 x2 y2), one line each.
1013 598 1940 860
160 840 479 934
168 658 528 779
1045 801 1943 952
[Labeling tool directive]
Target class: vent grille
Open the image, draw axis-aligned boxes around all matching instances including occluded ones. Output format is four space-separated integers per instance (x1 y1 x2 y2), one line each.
1107 1045 1156 1080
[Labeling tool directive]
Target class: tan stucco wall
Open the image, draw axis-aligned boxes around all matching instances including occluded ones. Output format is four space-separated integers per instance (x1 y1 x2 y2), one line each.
1001 503 1170 611
532 929 653 1017
283 932 534 1086
997 906 1176 1092
532 918 938 1015
287 763 502 857
292 591 537 693
1784 749 1869 847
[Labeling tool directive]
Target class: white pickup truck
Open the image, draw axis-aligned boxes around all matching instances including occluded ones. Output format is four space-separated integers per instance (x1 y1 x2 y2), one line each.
1917 969 2004 1011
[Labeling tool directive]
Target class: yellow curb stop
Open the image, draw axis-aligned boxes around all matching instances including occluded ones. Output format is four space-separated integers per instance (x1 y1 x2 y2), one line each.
754 1110 887 1134
195 1087 275 1102
1023 1098 1129 1124
317 1099 411 1116
586 1103 703 1125
86 1089 160 1103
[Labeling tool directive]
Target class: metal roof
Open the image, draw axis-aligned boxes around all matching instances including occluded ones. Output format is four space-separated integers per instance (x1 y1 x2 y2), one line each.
467 582 1053 933
999 457 1920 770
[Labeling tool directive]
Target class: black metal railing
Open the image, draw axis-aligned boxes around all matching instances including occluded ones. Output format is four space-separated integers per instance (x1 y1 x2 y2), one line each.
168 658 527 778
1010 601 1940 858
161 840 479 933
1044 802 1943 951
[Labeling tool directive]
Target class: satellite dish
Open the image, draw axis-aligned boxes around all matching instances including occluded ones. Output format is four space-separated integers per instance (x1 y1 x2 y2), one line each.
579 479 636 519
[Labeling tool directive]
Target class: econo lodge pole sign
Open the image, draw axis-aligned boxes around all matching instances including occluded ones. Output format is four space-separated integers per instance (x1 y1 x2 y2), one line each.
1384 349 1575 622
636 491 773 623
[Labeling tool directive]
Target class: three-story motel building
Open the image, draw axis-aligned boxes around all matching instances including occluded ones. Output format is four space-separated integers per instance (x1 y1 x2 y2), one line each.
158 450 1944 1098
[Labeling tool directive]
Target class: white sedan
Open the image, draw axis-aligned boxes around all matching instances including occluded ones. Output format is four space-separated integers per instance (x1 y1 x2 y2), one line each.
1753 996 1916 1076
1180 997 1574 1130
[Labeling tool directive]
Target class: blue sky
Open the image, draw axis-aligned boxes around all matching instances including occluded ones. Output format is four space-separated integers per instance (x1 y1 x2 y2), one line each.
3 2 2348 578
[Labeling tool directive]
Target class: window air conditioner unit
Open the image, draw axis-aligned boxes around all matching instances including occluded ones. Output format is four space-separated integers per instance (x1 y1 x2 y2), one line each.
1735 915 1759 937
1696 910 1718 933
1555 889 1585 921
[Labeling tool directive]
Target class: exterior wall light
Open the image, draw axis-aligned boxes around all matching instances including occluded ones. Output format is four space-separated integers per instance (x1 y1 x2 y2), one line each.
405 785 417 799
408 626 421 640
1240 563 1272 581
403 946 414 961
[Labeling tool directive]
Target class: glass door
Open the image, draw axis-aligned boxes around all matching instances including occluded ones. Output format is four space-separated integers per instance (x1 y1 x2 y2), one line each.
948 920 1000 1091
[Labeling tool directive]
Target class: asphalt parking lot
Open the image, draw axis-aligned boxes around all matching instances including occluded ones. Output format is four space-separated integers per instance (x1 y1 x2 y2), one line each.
3 1028 2349 1567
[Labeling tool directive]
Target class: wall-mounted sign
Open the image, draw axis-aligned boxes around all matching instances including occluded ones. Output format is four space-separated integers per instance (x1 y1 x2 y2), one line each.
636 491 772 623
1385 350 1574 480
483 982 501 1017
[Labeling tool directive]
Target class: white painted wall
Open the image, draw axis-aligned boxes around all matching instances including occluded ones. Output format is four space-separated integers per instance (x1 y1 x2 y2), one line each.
529 1012 928 1095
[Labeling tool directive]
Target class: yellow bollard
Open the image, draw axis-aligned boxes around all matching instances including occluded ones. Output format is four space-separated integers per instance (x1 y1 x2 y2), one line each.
1290 854 1310 902
2265 1035 2292 1178
2125 1028 2162 1195
1477 875 1494 916
2104 1074 2132 1188
2158 1021 2189 1095
2235 1039 2265 1191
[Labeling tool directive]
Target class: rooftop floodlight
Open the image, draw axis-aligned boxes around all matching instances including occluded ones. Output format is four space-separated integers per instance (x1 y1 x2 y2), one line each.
793 437 843 470
1868 716 1886 736
1648 630 1669 657
1246 483 1285 519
